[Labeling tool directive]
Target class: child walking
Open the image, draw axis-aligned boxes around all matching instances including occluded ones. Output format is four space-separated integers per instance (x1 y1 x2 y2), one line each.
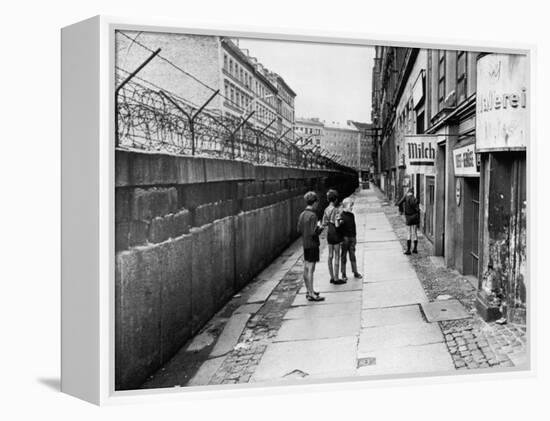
397 188 420 255
297 191 325 302
339 197 363 280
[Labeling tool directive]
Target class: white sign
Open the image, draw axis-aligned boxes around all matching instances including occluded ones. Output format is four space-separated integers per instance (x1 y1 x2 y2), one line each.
476 54 528 151
404 135 437 175
453 144 480 177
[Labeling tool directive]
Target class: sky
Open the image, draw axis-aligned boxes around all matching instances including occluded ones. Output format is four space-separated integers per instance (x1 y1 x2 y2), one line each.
238 38 375 125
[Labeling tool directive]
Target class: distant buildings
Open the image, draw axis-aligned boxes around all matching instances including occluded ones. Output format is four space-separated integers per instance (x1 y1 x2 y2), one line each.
294 118 373 171
349 120 375 176
116 32 295 139
294 117 324 150
322 122 361 169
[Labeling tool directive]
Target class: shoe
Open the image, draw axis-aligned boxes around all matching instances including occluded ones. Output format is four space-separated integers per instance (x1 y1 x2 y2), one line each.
330 278 336 284
333 279 347 285
412 240 418 254
354 272 363 279
306 293 325 302
341 274 348 281
404 240 411 255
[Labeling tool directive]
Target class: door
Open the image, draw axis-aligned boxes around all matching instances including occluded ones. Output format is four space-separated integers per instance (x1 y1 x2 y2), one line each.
425 175 435 242
469 179 480 277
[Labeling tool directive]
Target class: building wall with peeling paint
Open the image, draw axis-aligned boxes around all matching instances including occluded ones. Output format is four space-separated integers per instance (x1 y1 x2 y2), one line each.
480 152 526 324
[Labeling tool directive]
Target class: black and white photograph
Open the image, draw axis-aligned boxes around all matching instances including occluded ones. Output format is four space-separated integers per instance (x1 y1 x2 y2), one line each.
5 0 550 417
114 29 528 391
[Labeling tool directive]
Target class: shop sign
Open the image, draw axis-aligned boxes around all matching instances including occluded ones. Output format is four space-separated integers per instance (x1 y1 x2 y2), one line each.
404 135 437 175
453 144 480 177
476 54 528 151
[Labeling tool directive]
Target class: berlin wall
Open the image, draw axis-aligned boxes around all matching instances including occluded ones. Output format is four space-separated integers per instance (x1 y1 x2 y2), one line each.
115 149 358 390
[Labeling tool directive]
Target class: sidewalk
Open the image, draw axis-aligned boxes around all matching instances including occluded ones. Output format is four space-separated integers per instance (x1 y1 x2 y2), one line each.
141 187 526 389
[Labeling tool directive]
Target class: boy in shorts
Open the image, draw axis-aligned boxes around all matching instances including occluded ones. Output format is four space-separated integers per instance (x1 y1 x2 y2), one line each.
297 191 325 302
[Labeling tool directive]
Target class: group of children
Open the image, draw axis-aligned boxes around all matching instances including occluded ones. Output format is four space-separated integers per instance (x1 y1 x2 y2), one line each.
297 189 362 302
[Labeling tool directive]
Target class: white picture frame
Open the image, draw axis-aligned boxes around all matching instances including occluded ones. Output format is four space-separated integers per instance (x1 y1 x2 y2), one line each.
61 15 534 405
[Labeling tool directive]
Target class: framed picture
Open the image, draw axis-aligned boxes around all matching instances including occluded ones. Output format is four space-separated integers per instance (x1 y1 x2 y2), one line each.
61 15 532 405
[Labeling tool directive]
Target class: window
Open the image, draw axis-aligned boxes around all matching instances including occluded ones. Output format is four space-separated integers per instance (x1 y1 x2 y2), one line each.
456 51 467 101
240 68 244 82
224 80 229 99
223 54 228 70
438 50 446 109
230 86 234 103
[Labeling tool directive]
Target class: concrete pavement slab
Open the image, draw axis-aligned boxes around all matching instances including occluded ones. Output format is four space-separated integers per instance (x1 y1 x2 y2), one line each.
275 314 360 341
292 290 362 306
246 279 280 303
362 280 427 308
209 313 251 357
187 356 225 386
361 305 424 328
358 322 444 354
363 272 419 283
356 343 455 376
298 279 363 294
234 303 263 315
251 336 358 382
284 301 362 320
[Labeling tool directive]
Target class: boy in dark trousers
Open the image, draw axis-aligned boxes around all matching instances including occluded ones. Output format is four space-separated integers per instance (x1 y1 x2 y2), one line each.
339 197 362 280
297 191 325 302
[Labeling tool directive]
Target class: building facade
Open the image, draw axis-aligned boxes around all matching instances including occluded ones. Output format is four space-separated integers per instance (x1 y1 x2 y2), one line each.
371 47 527 324
294 117 325 153
116 32 295 139
322 122 361 169
349 121 375 180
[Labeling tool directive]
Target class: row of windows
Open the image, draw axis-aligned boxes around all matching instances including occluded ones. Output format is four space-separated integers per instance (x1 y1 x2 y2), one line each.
255 102 277 125
437 50 468 109
281 106 294 122
296 126 322 135
224 80 252 111
279 88 294 107
223 53 253 91
323 141 358 149
223 52 277 109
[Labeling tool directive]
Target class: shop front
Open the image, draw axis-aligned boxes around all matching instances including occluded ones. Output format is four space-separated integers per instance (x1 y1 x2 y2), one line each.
404 135 437 243
452 142 481 277
474 53 528 324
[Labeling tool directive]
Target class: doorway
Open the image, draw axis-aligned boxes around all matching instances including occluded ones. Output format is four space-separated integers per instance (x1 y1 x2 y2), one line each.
425 175 435 242
464 177 480 277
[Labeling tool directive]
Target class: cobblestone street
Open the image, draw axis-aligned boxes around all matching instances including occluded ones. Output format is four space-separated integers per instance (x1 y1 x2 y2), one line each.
141 187 527 389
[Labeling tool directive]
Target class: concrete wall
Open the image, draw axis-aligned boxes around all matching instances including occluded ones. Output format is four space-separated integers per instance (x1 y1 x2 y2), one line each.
115 150 358 390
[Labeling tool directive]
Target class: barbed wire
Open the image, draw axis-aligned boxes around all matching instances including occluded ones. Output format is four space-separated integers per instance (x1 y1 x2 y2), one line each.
115 33 355 172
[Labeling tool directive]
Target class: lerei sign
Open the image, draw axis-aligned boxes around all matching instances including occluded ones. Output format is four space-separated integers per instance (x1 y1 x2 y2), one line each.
404 135 437 175
476 54 528 151
453 144 480 177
